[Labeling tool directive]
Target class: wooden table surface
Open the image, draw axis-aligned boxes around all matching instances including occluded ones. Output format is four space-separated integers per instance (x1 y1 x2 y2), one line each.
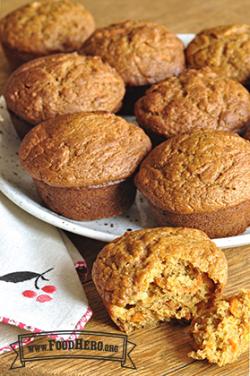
0 1 250 375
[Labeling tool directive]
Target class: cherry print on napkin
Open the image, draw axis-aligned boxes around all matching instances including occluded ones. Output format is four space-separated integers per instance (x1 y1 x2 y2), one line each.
36 294 53 303
42 285 56 294
0 268 54 289
0 268 56 303
22 290 37 298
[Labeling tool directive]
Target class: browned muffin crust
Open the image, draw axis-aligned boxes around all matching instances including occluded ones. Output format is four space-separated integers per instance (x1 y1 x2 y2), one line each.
82 20 185 86
4 53 125 126
186 25 250 84
92 227 228 333
149 200 250 238
0 0 95 68
19 112 151 188
189 290 250 367
19 112 151 220
135 130 250 238
35 178 136 220
135 68 250 139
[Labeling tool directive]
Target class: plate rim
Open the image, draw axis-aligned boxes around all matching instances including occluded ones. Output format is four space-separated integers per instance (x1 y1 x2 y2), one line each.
1 178 250 248
0 178 116 242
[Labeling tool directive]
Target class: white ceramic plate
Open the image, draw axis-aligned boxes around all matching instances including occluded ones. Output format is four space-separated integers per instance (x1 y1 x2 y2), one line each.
1 34 250 248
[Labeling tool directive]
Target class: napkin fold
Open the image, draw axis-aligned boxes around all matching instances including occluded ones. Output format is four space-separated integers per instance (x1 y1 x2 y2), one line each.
0 193 92 353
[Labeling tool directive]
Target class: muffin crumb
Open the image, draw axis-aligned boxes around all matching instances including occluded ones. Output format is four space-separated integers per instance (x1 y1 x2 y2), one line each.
189 290 250 367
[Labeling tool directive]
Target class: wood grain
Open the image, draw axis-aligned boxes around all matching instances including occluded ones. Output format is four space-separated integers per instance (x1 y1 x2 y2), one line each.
0 1 250 375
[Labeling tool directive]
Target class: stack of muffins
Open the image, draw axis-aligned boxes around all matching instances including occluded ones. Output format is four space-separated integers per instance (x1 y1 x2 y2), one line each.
1 0 250 368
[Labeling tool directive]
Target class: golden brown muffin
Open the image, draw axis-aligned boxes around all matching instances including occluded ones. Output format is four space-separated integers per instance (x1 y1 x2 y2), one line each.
19 112 151 220
82 20 185 86
186 25 250 85
92 227 228 333
189 290 250 367
4 53 125 137
135 130 250 238
82 20 185 114
0 0 95 69
135 68 250 140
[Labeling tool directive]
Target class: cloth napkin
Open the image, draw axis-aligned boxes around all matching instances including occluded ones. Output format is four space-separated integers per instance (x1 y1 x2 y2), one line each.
0 193 92 353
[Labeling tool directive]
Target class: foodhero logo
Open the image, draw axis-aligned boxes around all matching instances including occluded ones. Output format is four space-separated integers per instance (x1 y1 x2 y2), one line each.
47 338 119 352
9 330 136 370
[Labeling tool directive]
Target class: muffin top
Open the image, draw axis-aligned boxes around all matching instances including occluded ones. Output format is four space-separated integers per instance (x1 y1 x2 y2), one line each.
0 0 95 57
4 53 125 125
82 20 185 86
92 227 228 307
186 24 250 84
19 112 151 188
135 130 250 214
135 68 250 138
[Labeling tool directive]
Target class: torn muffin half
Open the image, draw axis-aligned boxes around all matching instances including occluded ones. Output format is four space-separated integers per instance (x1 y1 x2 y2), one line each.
92 227 228 333
189 289 250 367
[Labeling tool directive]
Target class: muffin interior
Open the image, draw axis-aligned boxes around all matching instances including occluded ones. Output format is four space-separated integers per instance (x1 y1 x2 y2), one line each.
189 291 250 366
111 258 216 332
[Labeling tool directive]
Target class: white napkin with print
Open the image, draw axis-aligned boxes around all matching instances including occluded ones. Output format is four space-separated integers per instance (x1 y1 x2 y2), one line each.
0 193 92 353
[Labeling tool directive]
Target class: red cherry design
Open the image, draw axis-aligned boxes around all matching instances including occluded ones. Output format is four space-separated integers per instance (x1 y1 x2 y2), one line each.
22 290 37 298
36 294 52 303
41 285 56 294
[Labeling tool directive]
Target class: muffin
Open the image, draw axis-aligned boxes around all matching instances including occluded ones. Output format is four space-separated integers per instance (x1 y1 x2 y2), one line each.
82 20 185 114
4 53 125 138
19 112 151 220
135 130 250 238
189 290 250 367
186 25 250 86
135 68 250 141
0 0 95 69
92 227 228 333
